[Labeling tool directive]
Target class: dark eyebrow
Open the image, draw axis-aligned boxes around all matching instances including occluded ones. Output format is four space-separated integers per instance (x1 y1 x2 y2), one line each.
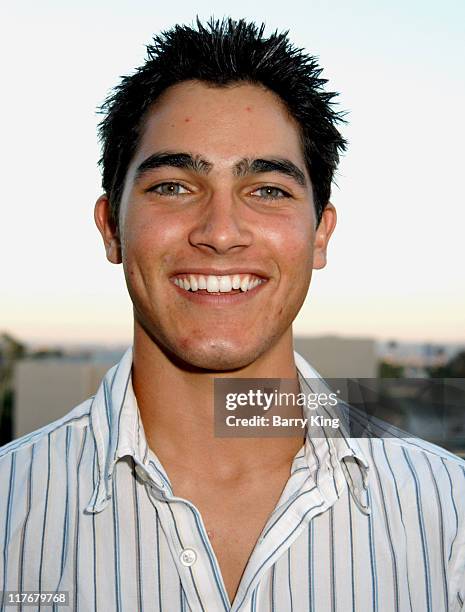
135 152 212 180
233 158 307 187
135 151 307 187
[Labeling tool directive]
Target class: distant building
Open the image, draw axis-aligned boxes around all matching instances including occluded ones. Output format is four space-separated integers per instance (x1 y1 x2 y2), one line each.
13 356 120 439
379 340 464 375
293 335 377 378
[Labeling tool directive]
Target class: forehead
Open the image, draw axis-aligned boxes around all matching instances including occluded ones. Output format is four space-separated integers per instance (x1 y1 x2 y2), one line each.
132 80 306 170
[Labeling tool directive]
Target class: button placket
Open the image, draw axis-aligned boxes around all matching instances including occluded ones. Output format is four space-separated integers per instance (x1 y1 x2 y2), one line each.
154 499 231 612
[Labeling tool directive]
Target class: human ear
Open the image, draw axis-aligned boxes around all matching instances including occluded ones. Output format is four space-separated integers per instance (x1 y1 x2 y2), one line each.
312 203 337 270
94 194 122 264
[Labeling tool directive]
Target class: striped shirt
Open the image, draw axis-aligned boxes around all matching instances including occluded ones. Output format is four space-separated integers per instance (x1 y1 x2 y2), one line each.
1 347 464 611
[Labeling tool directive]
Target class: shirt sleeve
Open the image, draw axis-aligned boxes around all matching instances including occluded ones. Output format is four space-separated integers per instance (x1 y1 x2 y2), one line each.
448 463 465 611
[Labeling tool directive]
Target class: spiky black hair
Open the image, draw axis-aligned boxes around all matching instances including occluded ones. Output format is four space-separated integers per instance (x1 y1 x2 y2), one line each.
98 17 347 226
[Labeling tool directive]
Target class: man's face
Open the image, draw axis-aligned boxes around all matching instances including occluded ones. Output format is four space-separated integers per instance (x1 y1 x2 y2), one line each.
96 81 336 370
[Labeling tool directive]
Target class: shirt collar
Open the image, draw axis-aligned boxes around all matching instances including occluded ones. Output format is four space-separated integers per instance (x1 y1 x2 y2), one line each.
86 346 371 514
86 347 142 512
294 350 371 514
86 347 176 514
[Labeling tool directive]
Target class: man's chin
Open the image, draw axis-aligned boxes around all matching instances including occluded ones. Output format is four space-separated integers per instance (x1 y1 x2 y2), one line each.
135 316 280 372
177 345 260 373
163 338 268 373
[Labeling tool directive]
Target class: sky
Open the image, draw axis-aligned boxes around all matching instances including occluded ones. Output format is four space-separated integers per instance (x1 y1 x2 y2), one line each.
1 0 464 346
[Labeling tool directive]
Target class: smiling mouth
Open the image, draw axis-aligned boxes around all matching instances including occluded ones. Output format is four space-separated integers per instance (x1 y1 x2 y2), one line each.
171 273 267 294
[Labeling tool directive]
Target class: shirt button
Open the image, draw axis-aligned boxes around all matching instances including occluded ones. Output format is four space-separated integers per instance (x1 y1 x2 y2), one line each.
180 548 197 567
135 465 150 483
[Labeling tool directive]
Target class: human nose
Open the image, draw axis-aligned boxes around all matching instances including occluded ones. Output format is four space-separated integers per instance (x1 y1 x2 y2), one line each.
188 191 253 255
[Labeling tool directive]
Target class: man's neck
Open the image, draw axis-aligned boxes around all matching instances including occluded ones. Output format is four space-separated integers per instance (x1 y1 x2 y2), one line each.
132 323 304 481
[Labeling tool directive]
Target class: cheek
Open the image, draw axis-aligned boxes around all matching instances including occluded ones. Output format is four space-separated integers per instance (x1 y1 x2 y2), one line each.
121 210 184 271
260 214 314 270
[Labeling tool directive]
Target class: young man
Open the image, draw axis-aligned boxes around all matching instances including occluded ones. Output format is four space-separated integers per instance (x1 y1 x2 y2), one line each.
1 18 464 612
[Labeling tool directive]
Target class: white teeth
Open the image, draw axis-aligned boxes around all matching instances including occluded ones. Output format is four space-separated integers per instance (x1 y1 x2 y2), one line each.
189 275 198 291
219 276 232 292
240 275 250 292
174 273 265 293
206 275 220 292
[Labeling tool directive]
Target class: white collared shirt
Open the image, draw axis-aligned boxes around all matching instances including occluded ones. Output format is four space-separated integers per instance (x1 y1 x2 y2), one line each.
1 348 464 611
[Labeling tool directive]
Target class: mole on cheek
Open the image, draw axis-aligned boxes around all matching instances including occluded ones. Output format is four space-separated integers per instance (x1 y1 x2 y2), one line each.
184 117 191 122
